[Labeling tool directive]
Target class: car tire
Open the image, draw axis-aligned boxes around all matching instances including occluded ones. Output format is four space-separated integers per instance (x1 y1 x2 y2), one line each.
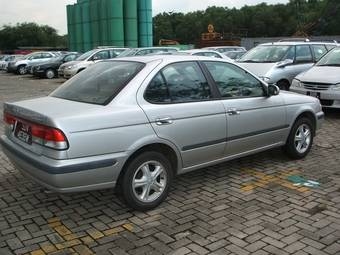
284 117 314 159
45 69 56 79
277 80 290 91
17 65 26 75
120 151 173 211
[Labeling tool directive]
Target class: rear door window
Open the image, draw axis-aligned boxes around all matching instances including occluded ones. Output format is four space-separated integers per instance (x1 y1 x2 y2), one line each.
145 62 211 103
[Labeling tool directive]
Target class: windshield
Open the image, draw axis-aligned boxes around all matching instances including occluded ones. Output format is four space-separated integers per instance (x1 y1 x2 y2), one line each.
118 48 140 57
317 47 340 66
76 49 97 61
51 61 145 105
239 45 292 63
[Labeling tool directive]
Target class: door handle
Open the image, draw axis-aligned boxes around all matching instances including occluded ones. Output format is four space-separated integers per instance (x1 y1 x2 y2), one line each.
155 117 173 125
227 108 241 115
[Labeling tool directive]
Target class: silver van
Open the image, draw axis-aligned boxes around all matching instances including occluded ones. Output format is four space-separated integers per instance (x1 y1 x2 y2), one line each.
237 41 338 90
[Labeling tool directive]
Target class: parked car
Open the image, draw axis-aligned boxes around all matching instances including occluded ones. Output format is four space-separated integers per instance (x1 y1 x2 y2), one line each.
202 46 246 53
1 55 324 210
33 53 81 79
237 41 338 90
224 50 247 60
291 47 340 108
0 55 24 71
179 49 232 59
7 52 59 75
117 47 178 57
58 48 127 79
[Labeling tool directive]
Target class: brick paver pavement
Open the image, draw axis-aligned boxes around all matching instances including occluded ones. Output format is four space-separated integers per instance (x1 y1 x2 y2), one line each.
0 72 339 255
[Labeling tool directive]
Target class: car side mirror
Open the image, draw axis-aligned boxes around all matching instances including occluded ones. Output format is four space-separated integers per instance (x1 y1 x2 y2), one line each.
92 56 99 61
276 59 293 68
268 84 280 96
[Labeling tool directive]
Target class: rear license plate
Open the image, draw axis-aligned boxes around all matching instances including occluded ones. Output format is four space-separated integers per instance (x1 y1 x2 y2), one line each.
307 91 320 99
15 122 32 144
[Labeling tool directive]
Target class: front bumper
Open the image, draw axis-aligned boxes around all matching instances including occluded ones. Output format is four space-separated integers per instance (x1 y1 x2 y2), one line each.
0 135 127 193
63 68 78 79
291 87 340 108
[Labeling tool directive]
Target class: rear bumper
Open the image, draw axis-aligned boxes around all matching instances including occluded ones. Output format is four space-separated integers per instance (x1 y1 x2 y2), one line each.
0 135 128 193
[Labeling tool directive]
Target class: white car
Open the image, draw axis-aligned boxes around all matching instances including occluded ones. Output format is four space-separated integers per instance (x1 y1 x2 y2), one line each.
58 48 127 79
0 55 23 70
291 47 340 108
8 52 58 75
179 49 232 60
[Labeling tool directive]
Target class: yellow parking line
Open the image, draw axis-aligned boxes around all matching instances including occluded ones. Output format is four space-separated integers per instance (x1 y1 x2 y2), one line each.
240 168 309 193
30 218 134 255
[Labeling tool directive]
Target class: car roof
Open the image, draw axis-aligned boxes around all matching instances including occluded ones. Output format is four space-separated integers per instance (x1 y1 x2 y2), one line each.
181 49 221 54
104 54 234 64
260 41 338 46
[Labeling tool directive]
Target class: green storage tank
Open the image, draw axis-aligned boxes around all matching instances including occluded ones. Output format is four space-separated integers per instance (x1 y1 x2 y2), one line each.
99 0 109 46
123 0 138 47
137 0 153 47
90 0 100 48
74 4 84 52
81 1 92 52
67 5 76 51
107 0 125 46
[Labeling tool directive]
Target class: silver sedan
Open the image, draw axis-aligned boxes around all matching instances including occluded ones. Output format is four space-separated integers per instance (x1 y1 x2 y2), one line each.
1 55 324 210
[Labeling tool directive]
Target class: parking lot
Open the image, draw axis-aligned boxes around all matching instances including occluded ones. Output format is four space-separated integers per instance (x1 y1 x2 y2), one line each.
0 72 340 255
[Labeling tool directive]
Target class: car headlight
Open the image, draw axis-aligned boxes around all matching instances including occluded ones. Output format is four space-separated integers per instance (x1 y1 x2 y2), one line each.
291 79 302 88
331 83 340 90
67 65 75 69
259 76 271 83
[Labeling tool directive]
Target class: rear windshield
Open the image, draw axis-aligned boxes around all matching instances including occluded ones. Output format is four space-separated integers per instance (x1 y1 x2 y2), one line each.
51 61 145 105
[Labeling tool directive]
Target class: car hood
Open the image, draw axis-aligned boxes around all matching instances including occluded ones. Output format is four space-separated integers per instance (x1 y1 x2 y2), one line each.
4 96 147 134
237 62 277 77
61 60 82 67
296 66 340 84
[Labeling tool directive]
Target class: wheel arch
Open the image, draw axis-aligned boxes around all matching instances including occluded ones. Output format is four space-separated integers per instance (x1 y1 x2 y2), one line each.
117 141 182 187
277 79 290 90
291 110 317 136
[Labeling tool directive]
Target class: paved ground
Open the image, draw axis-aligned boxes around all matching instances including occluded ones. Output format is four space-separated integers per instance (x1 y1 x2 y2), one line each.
0 71 340 255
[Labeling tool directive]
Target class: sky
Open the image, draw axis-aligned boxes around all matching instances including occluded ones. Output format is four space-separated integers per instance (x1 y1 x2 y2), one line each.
0 0 289 35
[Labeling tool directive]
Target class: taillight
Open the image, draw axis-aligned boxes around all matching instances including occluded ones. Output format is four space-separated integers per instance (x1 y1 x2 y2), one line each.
3 112 16 130
3 111 68 150
31 124 68 150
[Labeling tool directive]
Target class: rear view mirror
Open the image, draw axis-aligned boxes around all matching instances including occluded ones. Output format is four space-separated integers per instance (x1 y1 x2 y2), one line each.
268 84 280 96
277 59 293 68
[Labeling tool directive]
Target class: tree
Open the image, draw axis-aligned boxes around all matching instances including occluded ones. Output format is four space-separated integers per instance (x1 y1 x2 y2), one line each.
0 22 67 50
153 0 340 45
